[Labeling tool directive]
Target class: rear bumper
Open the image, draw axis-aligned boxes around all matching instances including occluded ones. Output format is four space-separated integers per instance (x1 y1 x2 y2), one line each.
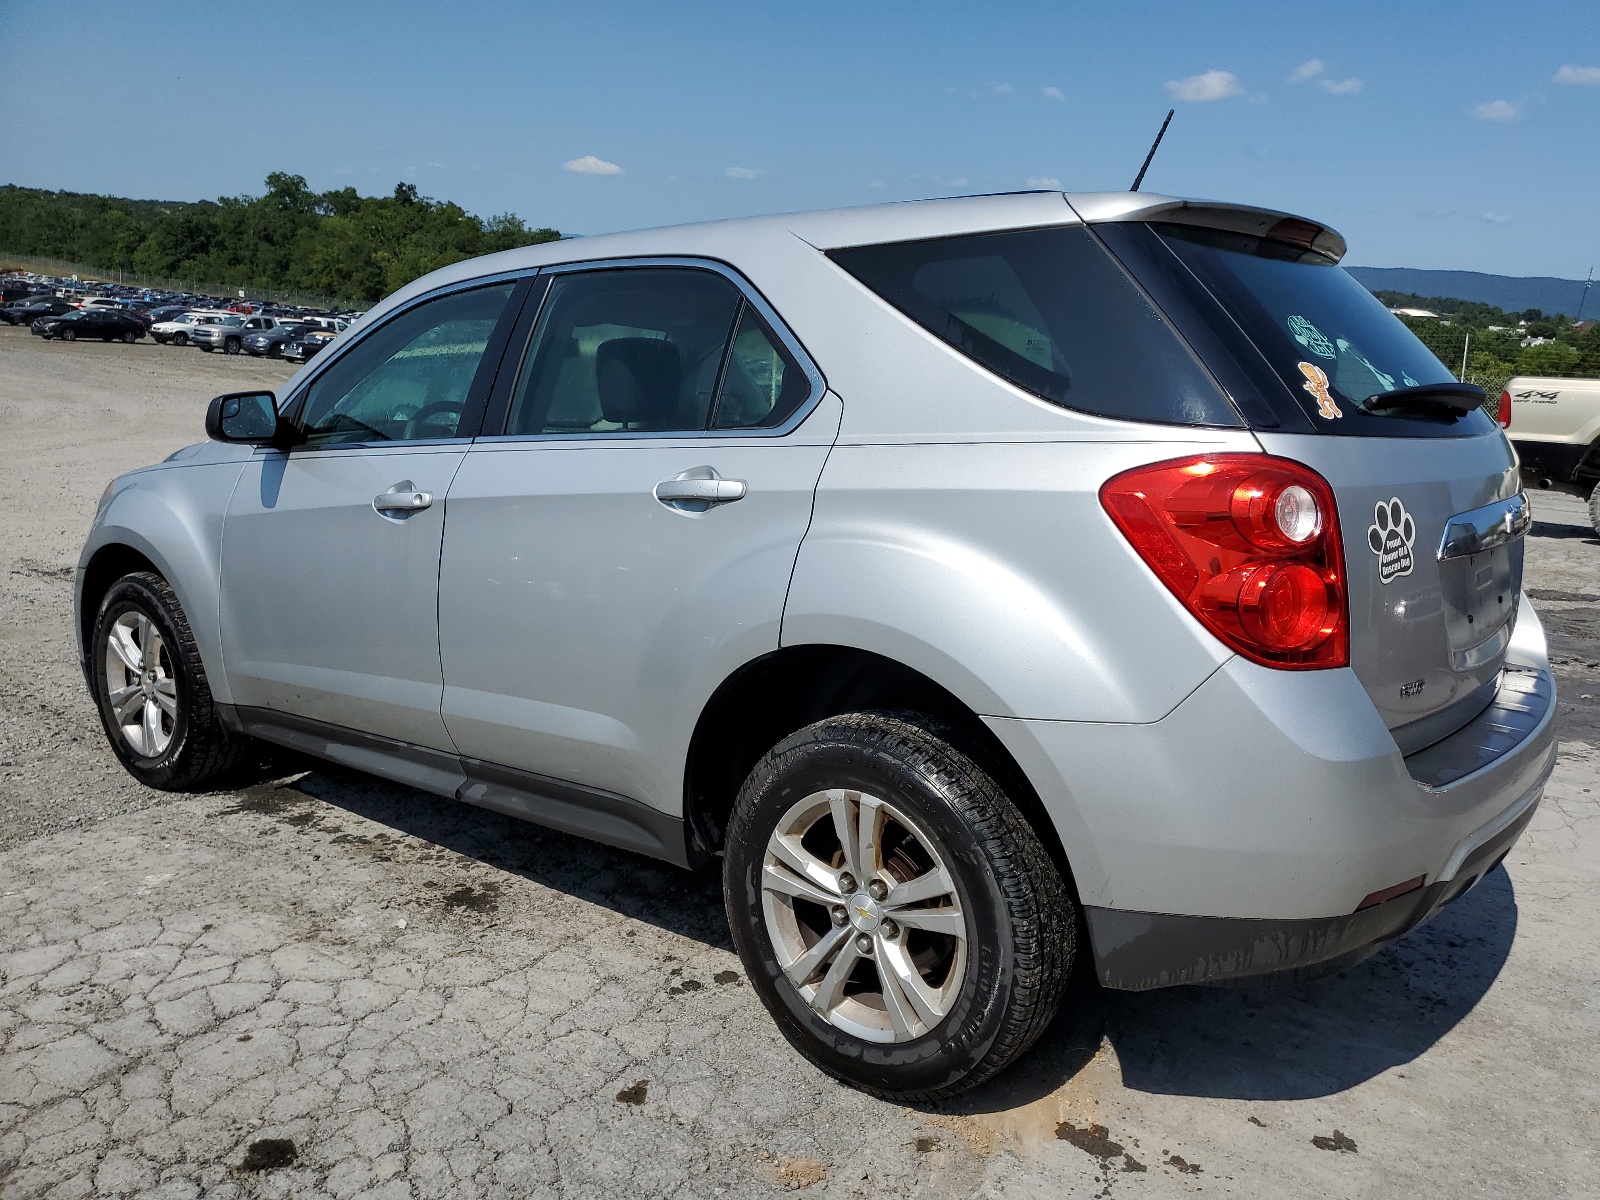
1084 767 1543 989
985 594 1557 989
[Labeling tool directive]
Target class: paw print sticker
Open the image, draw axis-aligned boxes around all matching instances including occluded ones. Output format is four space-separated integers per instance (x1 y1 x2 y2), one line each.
1367 498 1415 584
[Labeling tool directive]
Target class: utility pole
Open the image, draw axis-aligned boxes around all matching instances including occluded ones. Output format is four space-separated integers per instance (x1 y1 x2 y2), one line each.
1577 266 1594 322
1460 331 1471 380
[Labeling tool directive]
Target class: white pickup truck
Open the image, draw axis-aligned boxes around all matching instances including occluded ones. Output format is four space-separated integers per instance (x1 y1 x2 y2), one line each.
1501 375 1600 535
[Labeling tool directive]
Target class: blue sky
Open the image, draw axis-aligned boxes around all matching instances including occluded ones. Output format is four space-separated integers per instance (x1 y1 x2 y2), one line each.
2 1 1596 277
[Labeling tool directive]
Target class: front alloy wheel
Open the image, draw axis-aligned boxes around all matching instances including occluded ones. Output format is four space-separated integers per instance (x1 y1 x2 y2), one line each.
91 572 246 789
103 610 178 756
725 712 1073 1101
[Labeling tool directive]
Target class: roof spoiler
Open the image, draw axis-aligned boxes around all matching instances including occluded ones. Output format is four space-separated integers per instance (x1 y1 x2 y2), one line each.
1065 193 1347 263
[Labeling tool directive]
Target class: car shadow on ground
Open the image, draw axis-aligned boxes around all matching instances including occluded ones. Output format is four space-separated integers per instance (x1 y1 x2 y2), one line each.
1530 520 1598 544
232 754 733 952
243 755 1519 1109
944 866 1519 1112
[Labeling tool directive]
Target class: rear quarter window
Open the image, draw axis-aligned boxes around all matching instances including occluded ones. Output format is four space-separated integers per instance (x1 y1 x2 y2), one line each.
828 226 1239 427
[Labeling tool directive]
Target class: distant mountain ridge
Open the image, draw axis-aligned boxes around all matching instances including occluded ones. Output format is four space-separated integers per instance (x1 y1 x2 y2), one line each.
1346 266 1595 318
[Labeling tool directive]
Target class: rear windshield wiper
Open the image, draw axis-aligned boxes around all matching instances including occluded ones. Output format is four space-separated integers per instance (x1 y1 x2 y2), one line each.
1359 382 1485 417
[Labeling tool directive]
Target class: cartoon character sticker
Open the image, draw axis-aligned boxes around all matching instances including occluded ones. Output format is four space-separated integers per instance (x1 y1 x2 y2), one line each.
1298 361 1343 419
1288 315 1337 359
1367 498 1416 584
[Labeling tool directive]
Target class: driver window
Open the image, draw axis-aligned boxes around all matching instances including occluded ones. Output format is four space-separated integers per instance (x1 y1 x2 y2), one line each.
298 283 515 445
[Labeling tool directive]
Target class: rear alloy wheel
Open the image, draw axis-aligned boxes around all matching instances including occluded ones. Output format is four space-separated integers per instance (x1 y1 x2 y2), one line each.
121 330 136 343
724 712 1073 1101
91 571 246 790
61 328 76 342
224 336 241 355
1588 480 1600 539
172 332 188 346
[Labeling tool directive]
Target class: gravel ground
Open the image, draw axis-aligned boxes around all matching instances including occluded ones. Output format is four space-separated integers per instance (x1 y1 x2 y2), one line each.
1 322 1597 1198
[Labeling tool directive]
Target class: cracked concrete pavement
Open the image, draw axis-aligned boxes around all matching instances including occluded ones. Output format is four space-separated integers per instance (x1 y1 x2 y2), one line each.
2 325 1598 1197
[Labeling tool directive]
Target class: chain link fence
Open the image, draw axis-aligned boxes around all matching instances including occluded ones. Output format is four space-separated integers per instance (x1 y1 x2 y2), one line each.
0 253 346 310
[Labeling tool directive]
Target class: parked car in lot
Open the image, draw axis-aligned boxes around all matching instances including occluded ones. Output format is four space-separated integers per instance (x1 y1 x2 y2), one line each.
242 322 307 358
33 307 146 342
3 295 73 325
278 325 340 362
77 191 1555 1100
151 312 226 346
190 314 289 355
1498 375 1600 535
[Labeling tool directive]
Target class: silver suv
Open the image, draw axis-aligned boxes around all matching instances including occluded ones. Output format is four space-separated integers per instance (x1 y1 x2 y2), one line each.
77 191 1557 1100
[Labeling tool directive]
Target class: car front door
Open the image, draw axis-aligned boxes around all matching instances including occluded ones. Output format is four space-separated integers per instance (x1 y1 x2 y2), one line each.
219 279 526 750
438 263 838 817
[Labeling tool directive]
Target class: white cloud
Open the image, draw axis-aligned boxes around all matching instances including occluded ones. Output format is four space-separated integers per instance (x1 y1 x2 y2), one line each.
1025 176 1063 189
1554 65 1600 86
1473 99 1520 122
723 166 760 180
1319 77 1363 95
1166 70 1243 102
867 179 887 189
564 154 624 175
1041 86 1065 101
991 82 1016 95
1287 59 1324 83
1481 211 1513 225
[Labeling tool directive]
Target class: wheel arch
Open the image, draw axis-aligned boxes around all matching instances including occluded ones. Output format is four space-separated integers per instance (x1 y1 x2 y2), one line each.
682 643 1077 897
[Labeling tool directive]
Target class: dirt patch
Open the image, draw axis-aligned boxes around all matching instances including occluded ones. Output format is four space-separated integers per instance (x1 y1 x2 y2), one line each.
615 1079 648 1105
238 1138 297 1171
775 1157 827 1189
10 558 74 582
1312 1129 1358 1153
1056 1121 1145 1175
439 884 499 913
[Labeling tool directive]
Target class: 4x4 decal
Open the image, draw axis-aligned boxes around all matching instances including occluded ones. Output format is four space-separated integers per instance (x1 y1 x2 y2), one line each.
1368 498 1416 583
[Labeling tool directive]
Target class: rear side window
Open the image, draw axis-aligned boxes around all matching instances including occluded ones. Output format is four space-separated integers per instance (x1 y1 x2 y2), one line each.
829 226 1238 427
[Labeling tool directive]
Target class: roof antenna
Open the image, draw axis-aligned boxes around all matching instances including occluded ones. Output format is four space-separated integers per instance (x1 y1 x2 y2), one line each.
1130 109 1175 192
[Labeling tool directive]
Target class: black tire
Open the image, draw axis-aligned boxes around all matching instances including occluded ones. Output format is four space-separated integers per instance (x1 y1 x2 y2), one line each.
61 328 76 342
224 336 241 355
90 571 246 790
122 330 136 343
172 332 188 346
1588 480 1600 539
724 712 1073 1101
199 344 213 352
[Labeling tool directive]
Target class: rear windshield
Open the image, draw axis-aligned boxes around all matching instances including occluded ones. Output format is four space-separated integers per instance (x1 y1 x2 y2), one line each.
829 226 1238 427
1150 223 1493 435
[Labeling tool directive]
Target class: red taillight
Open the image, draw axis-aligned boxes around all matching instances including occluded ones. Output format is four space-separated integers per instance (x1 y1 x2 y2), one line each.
1496 389 1512 428
1100 455 1348 669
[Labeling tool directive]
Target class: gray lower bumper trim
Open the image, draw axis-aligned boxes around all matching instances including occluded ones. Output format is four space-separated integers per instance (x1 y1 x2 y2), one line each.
1086 796 1540 991
222 704 696 869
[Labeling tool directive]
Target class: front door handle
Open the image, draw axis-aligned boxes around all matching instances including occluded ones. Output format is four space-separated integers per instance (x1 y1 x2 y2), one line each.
654 468 747 511
373 481 433 515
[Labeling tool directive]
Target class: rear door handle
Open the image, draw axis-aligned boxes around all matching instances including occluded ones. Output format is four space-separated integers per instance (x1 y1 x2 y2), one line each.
654 469 747 510
373 481 433 514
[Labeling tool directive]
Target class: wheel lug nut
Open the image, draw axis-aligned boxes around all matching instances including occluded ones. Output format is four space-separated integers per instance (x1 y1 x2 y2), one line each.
830 905 848 927
867 879 888 901
838 873 856 894
882 920 899 940
855 934 873 955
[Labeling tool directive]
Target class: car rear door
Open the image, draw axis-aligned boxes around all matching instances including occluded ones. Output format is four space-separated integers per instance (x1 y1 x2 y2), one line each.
437 263 838 814
218 279 526 750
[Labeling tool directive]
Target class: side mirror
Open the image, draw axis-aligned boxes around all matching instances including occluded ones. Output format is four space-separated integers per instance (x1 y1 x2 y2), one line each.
205 391 282 444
